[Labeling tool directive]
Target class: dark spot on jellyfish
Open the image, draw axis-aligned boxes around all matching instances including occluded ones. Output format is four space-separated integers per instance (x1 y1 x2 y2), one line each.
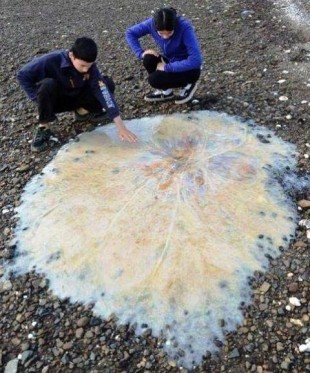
214 338 223 348
22 227 28 231
112 168 120 174
286 166 290 171
78 274 85 280
46 251 61 264
257 243 264 249
265 253 273 260
256 134 270 144
16 251 26 258
141 323 148 329
85 150 95 154
219 280 228 289
101 292 105 297
279 245 284 251
178 349 185 357
266 236 273 243
74 157 80 162
287 216 294 221
184 310 189 316
259 211 266 216
282 236 288 242
271 212 277 218
258 234 264 239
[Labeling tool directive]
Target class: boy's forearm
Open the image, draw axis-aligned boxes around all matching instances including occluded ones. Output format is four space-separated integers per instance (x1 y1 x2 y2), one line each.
113 115 126 130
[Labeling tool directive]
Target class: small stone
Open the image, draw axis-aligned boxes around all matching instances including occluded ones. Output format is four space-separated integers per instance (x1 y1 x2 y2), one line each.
259 282 271 293
3 227 10 236
297 199 310 209
63 341 73 350
76 328 84 338
4 358 19 373
280 360 291 370
289 297 301 306
12 338 21 346
77 316 89 327
84 330 94 339
228 348 240 359
20 350 33 365
279 96 288 101
293 241 307 248
168 360 177 367
16 165 30 173
287 282 299 293
0 280 13 293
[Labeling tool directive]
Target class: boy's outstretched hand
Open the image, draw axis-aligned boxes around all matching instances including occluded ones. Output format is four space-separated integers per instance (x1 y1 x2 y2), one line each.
118 126 138 143
114 116 138 143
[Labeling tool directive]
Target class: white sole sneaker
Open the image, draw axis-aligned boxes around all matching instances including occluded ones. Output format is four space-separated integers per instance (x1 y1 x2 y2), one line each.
144 93 175 102
175 82 198 104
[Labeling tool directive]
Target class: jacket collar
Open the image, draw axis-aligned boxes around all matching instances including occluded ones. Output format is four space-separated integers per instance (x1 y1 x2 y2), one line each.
60 50 73 69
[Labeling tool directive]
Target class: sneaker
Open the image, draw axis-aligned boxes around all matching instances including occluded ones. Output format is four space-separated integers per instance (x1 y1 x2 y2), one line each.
75 110 107 123
31 126 54 152
144 89 174 102
175 82 198 104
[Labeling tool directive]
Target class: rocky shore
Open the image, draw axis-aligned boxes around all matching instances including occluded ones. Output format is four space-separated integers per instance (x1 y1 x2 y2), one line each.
0 0 309 372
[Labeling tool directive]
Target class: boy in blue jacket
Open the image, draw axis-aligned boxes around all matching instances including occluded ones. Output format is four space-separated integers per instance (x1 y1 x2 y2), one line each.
17 37 137 152
126 7 202 104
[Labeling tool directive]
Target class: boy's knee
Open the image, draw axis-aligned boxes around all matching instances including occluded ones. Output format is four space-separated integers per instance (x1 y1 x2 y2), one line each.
37 78 58 93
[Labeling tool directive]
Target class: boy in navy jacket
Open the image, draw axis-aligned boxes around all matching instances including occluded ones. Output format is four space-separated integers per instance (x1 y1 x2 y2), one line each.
17 37 137 151
126 7 202 104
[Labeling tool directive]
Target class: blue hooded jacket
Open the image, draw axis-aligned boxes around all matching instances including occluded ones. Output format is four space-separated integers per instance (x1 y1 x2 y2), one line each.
126 16 202 73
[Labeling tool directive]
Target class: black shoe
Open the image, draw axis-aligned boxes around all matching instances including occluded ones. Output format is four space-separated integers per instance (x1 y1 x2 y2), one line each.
175 82 198 104
31 126 54 152
74 110 107 123
144 90 174 102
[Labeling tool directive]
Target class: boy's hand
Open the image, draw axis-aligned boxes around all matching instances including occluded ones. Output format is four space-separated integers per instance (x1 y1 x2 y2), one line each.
118 127 138 143
113 116 138 143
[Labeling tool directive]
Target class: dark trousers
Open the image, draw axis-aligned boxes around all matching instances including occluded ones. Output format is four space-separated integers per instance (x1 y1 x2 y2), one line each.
37 77 115 123
143 54 201 90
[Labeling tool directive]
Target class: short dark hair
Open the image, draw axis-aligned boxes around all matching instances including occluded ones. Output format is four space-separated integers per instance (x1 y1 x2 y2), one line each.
154 7 177 31
70 37 98 62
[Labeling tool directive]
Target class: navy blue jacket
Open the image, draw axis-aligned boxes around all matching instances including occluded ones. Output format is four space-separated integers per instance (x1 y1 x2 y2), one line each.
126 16 202 72
17 50 120 120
